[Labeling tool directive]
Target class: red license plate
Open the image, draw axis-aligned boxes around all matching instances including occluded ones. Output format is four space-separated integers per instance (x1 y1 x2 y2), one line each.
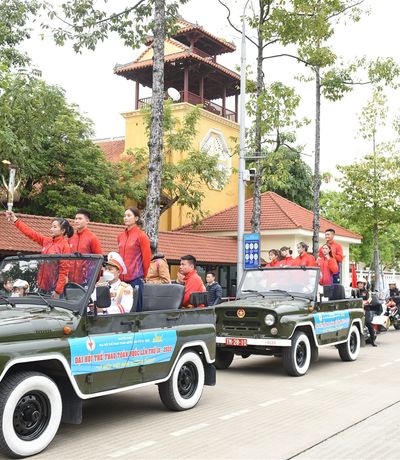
226 338 247 346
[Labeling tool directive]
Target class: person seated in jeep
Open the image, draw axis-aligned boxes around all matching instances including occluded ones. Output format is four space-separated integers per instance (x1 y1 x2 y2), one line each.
92 252 134 314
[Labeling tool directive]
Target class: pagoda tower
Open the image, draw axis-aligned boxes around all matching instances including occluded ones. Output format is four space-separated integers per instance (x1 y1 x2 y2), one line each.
114 18 240 231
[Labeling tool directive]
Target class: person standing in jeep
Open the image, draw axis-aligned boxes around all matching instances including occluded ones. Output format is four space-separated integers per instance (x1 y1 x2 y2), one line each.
69 208 103 285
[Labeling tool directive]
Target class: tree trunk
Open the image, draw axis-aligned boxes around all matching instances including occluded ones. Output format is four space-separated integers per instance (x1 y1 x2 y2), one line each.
144 0 165 246
312 67 321 257
250 7 264 234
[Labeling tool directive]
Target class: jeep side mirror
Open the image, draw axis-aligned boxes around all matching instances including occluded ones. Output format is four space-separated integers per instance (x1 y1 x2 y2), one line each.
95 286 111 309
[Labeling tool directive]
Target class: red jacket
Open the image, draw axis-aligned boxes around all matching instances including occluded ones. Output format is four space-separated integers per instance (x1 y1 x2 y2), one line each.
266 259 280 267
182 270 206 307
69 227 103 284
279 256 294 267
293 253 318 267
317 256 339 285
118 226 151 281
15 219 71 294
318 240 343 264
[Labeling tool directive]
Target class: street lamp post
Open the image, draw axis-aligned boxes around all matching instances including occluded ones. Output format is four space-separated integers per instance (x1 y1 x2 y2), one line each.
237 0 250 284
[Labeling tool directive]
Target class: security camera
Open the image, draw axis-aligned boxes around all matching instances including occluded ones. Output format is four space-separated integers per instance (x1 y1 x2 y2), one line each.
249 168 256 180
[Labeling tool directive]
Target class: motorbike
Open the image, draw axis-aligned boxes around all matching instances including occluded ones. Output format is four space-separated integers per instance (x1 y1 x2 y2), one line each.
384 299 400 330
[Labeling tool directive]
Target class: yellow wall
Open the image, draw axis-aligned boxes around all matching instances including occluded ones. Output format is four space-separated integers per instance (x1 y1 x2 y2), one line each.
123 102 239 231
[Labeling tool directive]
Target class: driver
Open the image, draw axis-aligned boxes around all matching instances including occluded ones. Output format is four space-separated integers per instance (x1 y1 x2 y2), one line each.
93 252 134 314
11 279 29 297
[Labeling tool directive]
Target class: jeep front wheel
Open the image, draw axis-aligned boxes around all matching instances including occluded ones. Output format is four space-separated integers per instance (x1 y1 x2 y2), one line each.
158 351 205 411
215 349 234 370
283 331 311 376
338 325 360 361
0 371 62 458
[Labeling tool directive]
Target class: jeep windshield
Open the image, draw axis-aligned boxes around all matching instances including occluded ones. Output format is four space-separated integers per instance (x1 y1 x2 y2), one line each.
238 267 319 300
0 254 103 311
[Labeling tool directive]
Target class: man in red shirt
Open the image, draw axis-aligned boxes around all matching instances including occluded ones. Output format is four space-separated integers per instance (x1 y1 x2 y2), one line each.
69 209 103 284
179 255 206 308
318 228 343 284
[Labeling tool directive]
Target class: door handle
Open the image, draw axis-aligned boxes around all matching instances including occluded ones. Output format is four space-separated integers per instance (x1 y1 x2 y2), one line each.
167 316 180 321
120 320 140 331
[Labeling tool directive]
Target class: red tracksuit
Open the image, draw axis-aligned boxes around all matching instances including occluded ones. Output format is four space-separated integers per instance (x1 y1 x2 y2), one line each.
317 256 339 285
117 226 151 281
293 253 318 267
69 227 103 284
15 219 71 294
182 270 206 307
279 256 294 266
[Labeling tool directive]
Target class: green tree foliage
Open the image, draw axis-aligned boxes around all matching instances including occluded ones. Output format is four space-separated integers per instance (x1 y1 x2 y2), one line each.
117 103 226 224
259 149 313 209
0 0 39 71
0 74 125 222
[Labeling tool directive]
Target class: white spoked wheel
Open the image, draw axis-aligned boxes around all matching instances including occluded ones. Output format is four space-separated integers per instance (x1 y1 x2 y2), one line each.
0 371 62 458
338 325 360 362
158 351 205 411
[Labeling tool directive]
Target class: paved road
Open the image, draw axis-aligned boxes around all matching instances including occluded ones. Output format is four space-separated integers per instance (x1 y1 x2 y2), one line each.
5 329 400 460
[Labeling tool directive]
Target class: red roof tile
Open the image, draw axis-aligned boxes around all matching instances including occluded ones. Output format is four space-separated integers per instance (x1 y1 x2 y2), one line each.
0 213 237 264
95 138 125 163
177 191 362 240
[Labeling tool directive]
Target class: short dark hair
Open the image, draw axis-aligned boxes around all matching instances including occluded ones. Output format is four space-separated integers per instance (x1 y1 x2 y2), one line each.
325 228 335 234
206 271 215 277
180 255 197 268
76 208 91 220
297 241 308 251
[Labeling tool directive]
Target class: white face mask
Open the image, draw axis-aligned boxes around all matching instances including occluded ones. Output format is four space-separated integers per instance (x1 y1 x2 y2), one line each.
11 292 21 297
102 271 114 282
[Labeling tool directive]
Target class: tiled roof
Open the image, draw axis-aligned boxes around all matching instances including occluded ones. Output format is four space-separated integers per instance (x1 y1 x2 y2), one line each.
115 50 240 82
177 191 362 240
95 138 125 163
0 213 237 264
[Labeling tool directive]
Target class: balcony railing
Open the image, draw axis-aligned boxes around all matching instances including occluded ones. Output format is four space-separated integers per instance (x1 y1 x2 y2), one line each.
138 91 237 122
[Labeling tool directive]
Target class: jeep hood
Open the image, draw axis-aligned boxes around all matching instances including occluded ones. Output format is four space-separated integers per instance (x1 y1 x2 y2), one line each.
0 305 76 342
216 297 310 314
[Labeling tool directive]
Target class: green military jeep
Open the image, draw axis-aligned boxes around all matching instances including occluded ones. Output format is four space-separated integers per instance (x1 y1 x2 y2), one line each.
215 267 364 377
0 254 216 458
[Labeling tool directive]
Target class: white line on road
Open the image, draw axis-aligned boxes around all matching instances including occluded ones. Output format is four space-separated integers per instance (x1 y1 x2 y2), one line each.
292 388 313 396
380 362 392 367
170 423 209 436
218 409 250 420
259 397 286 407
394 358 400 362
361 367 376 373
318 380 338 387
107 441 157 458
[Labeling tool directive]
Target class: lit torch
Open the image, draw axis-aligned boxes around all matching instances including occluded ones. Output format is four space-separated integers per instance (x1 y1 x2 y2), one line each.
1 160 21 220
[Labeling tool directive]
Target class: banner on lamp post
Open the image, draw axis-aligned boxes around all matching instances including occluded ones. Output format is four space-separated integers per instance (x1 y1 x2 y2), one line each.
243 233 260 270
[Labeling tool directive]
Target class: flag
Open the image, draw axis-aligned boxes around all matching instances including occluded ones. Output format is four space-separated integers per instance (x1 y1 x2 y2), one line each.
351 263 357 288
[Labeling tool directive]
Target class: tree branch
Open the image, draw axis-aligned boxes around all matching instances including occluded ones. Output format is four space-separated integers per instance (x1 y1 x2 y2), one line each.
216 0 258 48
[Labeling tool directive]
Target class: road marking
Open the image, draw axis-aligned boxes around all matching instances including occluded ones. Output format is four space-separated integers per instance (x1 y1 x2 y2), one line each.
107 441 157 458
259 397 286 407
318 380 338 387
342 373 358 380
394 358 400 362
218 409 250 420
361 367 375 373
380 362 392 367
292 388 313 396
170 423 209 436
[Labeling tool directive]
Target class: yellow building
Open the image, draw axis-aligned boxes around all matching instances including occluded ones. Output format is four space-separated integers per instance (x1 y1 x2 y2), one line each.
114 18 240 231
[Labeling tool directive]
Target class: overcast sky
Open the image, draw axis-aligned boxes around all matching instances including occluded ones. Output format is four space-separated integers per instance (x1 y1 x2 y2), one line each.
23 0 399 176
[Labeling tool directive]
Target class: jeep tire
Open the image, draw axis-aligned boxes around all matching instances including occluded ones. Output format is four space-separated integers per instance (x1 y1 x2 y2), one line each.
283 331 311 376
158 351 205 411
338 324 360 361
215 349 234 370
0 371 62 458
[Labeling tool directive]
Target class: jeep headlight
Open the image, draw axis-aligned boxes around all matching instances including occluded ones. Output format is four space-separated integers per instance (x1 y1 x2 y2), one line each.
264 314 275 326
